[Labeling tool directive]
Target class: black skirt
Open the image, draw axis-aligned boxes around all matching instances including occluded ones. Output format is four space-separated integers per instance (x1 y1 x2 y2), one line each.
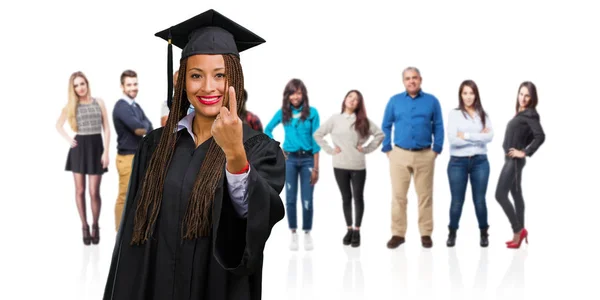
65 134 108 174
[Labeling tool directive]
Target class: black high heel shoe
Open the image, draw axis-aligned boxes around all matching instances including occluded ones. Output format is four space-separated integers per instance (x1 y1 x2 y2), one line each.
82 225 91 246
91 224 100 245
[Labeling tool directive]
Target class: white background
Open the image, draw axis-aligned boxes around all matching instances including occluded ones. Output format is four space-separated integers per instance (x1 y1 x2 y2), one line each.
1 0 599 299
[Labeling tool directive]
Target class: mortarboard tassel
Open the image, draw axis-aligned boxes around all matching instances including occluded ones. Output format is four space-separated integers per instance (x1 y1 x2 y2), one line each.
167 28 173 110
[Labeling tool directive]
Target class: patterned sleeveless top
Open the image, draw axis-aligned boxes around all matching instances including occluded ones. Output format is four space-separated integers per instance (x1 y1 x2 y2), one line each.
76 98 103 135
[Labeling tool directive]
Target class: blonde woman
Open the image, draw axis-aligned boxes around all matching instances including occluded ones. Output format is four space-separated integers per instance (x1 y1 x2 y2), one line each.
56 71 110 245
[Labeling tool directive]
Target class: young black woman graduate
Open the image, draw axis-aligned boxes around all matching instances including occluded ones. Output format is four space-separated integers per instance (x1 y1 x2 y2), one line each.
102 9 285 300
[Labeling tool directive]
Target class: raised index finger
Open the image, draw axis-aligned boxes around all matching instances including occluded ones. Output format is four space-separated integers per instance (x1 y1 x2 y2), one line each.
228 86 238 118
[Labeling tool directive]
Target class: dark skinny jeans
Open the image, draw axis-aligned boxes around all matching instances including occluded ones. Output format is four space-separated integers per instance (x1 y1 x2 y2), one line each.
495 156 526 233
333 168 366 227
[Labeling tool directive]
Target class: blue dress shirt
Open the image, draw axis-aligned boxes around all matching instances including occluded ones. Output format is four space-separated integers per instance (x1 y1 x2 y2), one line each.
381 90 444 153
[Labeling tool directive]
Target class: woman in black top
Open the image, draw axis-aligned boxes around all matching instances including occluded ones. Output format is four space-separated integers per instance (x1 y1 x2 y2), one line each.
495 81 545 249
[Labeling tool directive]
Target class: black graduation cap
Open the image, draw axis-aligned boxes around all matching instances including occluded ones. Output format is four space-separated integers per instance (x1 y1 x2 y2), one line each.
155 9 266 109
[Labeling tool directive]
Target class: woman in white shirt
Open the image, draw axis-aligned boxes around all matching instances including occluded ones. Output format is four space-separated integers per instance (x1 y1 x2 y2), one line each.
446 80 493 248
313 90 384 247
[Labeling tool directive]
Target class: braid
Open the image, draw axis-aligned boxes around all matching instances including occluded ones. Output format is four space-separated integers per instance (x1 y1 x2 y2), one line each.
130 60 189 245
224 54 245 115
181 54 245 239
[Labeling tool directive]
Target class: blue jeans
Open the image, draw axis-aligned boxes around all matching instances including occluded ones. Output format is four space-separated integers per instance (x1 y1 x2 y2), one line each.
285 153 314 231
447 154 490 230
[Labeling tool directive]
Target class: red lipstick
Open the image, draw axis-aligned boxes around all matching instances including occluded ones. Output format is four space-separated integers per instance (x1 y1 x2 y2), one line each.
197 95 222 106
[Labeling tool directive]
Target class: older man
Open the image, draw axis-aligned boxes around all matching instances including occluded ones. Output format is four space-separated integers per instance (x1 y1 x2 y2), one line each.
381 67 444 248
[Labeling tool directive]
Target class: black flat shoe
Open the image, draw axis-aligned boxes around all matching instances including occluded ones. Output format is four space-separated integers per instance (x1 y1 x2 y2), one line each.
343 229 352 245
351 230 360 247
446 228 456 247
480 227 489 247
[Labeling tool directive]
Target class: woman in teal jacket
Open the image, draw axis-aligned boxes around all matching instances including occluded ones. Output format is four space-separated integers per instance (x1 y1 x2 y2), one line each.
265 78 320 251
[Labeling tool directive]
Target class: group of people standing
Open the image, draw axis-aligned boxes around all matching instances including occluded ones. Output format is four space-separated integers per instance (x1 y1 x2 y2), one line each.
381 68 544 250
56 67 546 252
56 70 154 245
56 68 267 246
263 67 545 252
56 65 545 253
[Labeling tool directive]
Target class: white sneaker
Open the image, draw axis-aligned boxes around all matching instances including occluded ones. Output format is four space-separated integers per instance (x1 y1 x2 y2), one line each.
290 232 299 251
304 232 314 251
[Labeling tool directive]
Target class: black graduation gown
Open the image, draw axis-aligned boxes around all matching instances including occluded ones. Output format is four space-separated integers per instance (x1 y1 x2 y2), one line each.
103 124 285 300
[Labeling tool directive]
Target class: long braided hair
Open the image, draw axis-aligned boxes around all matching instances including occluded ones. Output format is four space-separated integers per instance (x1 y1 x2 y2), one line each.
130 54 245 245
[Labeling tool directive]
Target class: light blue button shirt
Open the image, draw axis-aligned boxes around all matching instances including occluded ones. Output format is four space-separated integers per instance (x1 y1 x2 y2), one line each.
446 109 494 157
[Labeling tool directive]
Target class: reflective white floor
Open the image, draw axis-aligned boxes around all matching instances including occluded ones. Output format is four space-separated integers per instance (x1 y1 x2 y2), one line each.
3 157 598 300
5 222 596 300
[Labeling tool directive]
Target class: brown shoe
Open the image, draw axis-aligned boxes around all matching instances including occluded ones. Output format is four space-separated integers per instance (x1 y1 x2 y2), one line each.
387 236 405 249
421 236 433 248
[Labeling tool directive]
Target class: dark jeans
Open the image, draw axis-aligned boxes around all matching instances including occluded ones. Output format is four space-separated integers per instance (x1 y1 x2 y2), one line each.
447 154 490 230
495 156 526 233
285 153 314 231
333 168 366 227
